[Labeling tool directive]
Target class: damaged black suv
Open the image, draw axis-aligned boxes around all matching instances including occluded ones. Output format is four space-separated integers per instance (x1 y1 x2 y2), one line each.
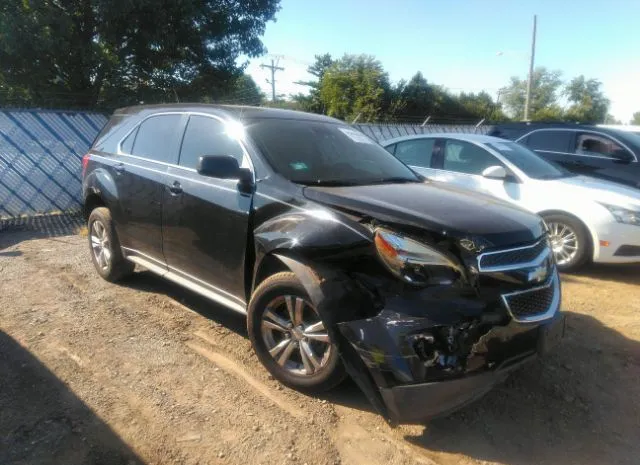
82 105 564 424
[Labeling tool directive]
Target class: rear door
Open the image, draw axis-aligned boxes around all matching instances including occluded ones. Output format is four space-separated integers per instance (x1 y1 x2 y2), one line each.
162 114 253 304
520 129 573 169
115 113 186 265
390 138 439 177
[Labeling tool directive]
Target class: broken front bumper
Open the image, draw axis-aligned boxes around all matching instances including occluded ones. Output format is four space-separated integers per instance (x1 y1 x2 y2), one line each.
337 307 565 424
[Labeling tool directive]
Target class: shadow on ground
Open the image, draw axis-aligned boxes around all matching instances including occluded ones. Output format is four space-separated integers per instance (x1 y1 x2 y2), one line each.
404 311 640 465
0 213 84 250
0 330 143 465
563 262 640 286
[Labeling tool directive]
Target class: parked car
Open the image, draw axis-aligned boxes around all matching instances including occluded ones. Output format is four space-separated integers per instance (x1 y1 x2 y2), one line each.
487 122 640 189
383 133 640 271
597 124 640 136
83 105 563 424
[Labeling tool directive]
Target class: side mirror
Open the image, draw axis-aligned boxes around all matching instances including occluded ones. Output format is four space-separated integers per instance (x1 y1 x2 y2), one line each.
612 149 634 163
196 155 254 192
482 165 508 180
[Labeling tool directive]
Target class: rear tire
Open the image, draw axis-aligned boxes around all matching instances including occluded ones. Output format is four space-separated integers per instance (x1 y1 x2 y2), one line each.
87 207 134 282
248 272 346 393
543 213 590 272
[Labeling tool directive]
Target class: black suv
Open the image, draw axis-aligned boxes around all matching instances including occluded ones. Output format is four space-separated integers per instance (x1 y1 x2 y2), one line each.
489 122 640 189
82 104 564 424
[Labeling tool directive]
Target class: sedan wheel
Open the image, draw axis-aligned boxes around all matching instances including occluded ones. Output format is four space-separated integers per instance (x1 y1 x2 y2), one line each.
261 295 332 376
547 221 579 266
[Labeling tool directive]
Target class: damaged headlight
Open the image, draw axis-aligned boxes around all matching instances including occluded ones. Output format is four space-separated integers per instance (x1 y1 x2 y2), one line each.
374 228 465 286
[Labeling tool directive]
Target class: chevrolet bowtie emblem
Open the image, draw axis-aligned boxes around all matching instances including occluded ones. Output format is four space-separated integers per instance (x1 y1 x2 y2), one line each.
528 265 548 284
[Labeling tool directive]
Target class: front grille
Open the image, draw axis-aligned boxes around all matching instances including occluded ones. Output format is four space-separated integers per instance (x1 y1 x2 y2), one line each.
478 238 548 271
501 276 558 322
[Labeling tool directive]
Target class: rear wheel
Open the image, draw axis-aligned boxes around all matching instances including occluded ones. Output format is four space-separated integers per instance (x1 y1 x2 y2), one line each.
543 213 590 272
88 207 134 282
248 272 346 392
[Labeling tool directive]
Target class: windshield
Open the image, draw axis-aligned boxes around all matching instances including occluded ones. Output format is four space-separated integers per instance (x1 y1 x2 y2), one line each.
245 118 420 185
486 141 574 180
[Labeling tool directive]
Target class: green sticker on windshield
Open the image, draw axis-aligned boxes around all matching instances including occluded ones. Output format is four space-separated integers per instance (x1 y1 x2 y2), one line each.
289 162 308 170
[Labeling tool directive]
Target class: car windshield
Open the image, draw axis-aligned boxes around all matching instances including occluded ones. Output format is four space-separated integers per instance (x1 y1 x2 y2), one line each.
486 140 574 180
245 118 420 186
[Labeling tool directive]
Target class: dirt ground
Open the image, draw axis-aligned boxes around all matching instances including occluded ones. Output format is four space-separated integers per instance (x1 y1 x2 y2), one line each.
1 216 639 465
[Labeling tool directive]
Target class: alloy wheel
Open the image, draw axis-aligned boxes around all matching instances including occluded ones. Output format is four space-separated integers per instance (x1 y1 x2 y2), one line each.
90 220 111 270
547 221 579 266
260 295 332 376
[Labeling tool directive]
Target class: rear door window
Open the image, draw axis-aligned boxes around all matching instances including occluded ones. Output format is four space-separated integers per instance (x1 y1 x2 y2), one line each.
525 130 572 153
131 114 183 163
178 115 245 170
393 139 435 168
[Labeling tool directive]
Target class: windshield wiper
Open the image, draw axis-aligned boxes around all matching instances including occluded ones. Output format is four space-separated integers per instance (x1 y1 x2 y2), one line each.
364 177 421 185
295 179 360 187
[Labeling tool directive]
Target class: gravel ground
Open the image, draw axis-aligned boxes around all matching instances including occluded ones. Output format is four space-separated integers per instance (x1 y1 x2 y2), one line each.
1 215 639 465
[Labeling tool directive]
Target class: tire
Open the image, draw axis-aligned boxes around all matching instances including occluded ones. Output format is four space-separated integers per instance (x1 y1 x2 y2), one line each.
87 207 134 282
543 213 590 272
248 272 346 392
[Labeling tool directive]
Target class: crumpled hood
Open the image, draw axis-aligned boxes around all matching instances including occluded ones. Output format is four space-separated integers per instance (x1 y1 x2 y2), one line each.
556 176 640 209
303 181 545 248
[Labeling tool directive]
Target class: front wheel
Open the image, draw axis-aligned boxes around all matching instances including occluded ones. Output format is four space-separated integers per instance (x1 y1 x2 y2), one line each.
248 272 346 392
543 213 590 272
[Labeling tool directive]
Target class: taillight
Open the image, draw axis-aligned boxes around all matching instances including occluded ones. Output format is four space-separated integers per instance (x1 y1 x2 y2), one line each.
82 153 90 177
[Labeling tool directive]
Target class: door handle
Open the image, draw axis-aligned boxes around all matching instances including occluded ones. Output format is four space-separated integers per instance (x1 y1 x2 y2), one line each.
168 181 183 195
114 163 125 175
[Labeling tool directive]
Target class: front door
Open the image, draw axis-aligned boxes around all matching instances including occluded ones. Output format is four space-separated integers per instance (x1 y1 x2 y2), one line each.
569 131 639 188
429 138 519 202
114 113 186 264
162 114 253 304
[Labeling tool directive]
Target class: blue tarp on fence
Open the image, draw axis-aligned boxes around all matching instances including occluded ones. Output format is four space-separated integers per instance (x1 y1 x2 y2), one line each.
0 109 108 218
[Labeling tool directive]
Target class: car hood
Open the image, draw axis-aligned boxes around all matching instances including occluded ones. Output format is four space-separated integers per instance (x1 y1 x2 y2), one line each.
303 181 545 248
555 176 640 209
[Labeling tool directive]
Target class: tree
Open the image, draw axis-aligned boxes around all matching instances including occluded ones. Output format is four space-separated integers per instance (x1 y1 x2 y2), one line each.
0 0 280 109
458 91 507 121
563 76 609 123
631 112 640 125
502 67 563 120
395 72 435 120
220 75 264 106
319 54 390 122
604 114 622 124
293 54 334 113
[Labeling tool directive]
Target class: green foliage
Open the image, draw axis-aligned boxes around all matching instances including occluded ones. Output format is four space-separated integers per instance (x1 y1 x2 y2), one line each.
563 76 609 123
0 0 280 109
319 54 390 122
631 112 640 125
502 67 564 120
293 54 334 113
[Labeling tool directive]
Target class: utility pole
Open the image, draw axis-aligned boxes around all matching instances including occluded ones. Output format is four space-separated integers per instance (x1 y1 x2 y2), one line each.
260 59 285 102
523 14 537 121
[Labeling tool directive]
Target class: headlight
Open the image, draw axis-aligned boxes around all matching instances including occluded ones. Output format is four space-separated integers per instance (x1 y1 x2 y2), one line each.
601 203 640 226
374 228 464 286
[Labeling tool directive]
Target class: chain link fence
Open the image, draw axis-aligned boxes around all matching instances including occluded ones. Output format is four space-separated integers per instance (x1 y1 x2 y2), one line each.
352 123 489 143
0 109 108 219
0 108 490 219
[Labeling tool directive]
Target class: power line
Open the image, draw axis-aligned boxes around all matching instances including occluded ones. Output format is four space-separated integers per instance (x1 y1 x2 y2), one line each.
260 59 285 102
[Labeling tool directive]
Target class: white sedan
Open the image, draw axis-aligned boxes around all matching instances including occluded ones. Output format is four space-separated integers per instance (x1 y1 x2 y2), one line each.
383 133 640 271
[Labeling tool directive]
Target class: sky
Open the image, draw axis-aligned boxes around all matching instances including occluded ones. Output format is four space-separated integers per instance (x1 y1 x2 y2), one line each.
246 0 640 122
